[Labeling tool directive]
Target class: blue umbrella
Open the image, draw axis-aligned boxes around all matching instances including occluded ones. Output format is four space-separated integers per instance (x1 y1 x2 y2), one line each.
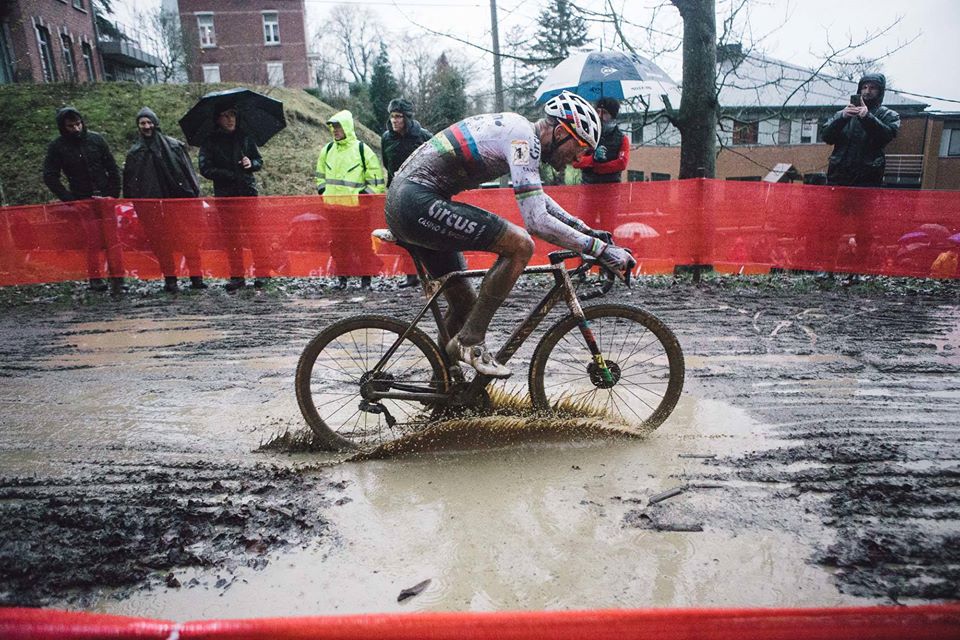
179 87 286 147
535 50 679 105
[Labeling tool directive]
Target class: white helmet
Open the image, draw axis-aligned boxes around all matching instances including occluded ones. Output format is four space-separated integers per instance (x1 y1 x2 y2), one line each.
543 90 601 150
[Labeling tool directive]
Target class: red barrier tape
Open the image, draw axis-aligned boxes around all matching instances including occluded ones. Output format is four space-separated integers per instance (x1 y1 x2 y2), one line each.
2 604 959 640
1 180 958 286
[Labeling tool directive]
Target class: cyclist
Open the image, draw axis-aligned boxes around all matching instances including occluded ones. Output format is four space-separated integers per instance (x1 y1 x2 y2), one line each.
384 91 636 379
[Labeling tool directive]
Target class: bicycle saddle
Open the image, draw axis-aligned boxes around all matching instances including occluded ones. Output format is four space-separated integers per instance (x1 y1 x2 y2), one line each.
372 228 397 243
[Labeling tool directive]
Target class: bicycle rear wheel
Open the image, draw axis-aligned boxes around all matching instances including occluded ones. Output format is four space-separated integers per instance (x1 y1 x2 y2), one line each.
529 304 684 430
295 315 449 451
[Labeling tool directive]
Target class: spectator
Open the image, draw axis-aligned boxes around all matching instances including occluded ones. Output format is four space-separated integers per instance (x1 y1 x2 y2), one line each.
316 110 386 290
199 106 271 292
43 106 125 294
822 73 900 187
381 98 433 288
572 97 630 184
123 107 206 293
819 74 900 273
572 97 630 234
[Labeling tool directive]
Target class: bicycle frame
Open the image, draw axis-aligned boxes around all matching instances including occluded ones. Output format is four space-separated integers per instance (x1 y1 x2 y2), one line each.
363 250 615 407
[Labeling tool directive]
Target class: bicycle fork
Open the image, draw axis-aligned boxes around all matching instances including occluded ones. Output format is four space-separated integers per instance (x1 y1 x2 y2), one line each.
561 272 617 388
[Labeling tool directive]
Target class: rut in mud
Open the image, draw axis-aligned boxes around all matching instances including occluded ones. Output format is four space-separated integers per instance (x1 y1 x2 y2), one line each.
0 276 958 608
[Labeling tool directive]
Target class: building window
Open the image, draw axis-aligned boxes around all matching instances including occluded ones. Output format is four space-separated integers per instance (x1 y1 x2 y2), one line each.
800 119 817 144
197 14 215 48
266 61 284 86
777 118 791 145
202 64 220 83
732 120 758 145
627 170 645 182
0 23 14 84
73 0 85 9
81 42 94 80
60 34 77 82
940 123 960 157
35 25 56 82
263 12 280 45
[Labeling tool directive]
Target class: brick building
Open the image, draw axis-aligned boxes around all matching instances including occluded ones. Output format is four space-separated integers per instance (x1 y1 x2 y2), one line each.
0 0 160 84
1 0 101 83
175 0 310 88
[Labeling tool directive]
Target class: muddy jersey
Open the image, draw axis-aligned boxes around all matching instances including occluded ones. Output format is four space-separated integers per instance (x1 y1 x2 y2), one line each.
392 112 598 254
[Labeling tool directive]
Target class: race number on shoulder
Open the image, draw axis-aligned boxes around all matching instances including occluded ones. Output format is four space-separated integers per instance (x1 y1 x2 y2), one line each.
511 140 530 166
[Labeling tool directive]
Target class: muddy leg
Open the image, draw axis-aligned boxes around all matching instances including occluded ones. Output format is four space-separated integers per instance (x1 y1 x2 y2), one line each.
455 224 534 347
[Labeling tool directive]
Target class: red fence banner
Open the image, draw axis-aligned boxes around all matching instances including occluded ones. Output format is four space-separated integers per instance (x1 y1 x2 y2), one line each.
1 180 958 286
2 604 960 640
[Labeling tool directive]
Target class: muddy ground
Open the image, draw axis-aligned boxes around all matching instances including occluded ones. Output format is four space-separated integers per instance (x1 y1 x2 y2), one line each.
0 274 958 611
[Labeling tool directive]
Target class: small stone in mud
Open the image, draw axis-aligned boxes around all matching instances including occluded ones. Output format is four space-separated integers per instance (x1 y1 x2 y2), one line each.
398 578 431 603
648 486 685 505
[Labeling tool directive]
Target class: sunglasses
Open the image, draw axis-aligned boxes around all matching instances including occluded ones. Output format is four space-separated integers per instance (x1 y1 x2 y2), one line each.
557 121 589 148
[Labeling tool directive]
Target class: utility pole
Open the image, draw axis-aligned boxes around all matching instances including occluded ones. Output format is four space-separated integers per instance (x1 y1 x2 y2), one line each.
489 0 504 113
490 0 507 186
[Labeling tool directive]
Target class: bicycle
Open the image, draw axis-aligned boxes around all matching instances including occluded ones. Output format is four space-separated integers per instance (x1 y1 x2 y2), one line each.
295 230 685 451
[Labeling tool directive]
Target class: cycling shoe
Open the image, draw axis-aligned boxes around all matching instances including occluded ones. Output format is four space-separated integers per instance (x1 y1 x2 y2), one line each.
446 338 512 378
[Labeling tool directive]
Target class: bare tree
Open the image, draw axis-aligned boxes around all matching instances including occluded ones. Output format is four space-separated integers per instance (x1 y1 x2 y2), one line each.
311 29 350 99
392 31 439 107
318 4 384 86
135 6 190 83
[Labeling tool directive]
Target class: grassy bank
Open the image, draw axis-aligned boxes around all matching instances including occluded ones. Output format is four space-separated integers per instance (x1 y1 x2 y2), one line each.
0 82 383 206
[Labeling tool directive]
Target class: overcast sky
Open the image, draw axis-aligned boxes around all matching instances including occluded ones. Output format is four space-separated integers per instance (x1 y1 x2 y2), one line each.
122 0 960 110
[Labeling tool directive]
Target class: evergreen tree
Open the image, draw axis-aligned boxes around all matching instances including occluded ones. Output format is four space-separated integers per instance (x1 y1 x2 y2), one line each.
369 44 400 133
423 53 467 132
514 0 593 117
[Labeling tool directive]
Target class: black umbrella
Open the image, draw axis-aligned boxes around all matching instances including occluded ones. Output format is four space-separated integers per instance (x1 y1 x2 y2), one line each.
179 87 286 147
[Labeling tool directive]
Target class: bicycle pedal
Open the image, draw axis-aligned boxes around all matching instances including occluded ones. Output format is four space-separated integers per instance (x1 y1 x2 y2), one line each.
449 365 466 382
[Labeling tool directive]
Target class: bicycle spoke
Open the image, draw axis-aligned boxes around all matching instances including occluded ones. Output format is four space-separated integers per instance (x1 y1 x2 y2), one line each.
609 385 649 424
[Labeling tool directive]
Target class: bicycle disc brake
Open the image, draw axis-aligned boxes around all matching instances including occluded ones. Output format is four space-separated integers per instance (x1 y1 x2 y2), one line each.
587 360 622 389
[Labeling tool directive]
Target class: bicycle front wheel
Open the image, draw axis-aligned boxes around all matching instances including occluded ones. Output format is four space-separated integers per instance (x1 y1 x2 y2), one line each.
529 304 684 430
295 315 449 451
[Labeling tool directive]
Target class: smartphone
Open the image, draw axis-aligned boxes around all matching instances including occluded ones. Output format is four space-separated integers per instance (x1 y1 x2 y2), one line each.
850 94 862 106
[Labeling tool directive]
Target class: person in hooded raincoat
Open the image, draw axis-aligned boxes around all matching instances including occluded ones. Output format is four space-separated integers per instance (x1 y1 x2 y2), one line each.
817 74 901 273
315 109 385 290
123 107 206 293
42 106 125 294
822 73 900 188
381 98 432 287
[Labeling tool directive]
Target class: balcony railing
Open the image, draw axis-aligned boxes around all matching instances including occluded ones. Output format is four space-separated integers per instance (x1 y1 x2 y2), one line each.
884 154 924 187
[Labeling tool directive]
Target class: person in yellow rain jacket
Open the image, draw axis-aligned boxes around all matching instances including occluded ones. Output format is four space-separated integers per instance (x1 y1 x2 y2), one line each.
316 110 386 289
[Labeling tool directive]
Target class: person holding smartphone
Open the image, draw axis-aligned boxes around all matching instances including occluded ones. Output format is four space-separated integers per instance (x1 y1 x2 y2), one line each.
821 73 900 187
816 74 901 274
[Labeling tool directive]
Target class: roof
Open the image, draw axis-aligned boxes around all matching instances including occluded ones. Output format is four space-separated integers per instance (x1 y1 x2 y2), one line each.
717 51 928 112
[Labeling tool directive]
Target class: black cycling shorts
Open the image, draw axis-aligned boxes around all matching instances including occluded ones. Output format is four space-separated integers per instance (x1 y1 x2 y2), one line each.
385 181 508 277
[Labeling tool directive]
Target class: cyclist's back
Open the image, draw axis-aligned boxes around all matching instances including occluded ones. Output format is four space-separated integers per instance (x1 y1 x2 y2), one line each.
391 112 540 199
